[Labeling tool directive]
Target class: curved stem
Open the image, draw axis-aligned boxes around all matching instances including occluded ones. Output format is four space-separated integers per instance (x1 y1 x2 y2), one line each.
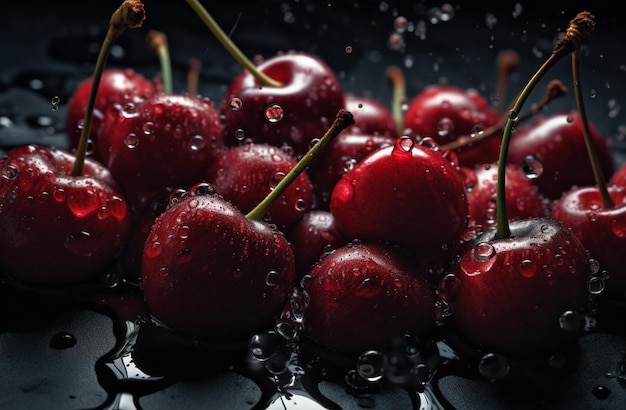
246 110 355 220
185 0 283 88
571 50 614 208
385 65 406 136
71 0 146 177
147 30 173 94
494 11 595 239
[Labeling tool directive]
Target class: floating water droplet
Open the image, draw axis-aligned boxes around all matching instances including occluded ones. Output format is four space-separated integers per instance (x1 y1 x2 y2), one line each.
522 154 543 179
394 16 408 33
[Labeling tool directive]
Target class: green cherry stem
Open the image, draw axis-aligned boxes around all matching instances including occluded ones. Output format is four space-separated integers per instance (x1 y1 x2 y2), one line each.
70 0 146 177
246 109 355 221
185 0 283 88
495 11 595 239
571 49 614 208
147 30 173 94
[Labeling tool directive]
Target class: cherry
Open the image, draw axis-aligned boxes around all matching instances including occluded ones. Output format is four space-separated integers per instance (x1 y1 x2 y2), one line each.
343 94 398 139
308 131 396 210
219 51 345 158
97 91 225 210
186 0 345 158
286 209 347 277
507 111 614 200
464 162 546 230
330 136 469 264
0 145 130 286
402 84 503 168
441 12 596 358
301 241 437 354
205 142 313 228
550 42 626 297
140 109 355 341
65 68 159 162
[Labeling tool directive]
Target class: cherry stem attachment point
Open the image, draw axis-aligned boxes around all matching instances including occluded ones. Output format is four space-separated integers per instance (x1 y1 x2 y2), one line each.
185 0 283 88
70 0 146 177
494 11 595 239
246 109 355 221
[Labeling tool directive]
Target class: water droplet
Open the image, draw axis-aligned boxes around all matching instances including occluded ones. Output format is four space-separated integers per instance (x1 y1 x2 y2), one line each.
50 332 76 350
124 133 139 149
64 231 98 257
145 241 162 258
559 310 583 332
437 117 454 137
189 135 205 151
472 242 495 262
519 259 536 278
265 270 279 286
357 350 385 382
345 45 353 54
265 104 284 123
229 97 242 110
1 164 18 180
522 154 543 179
478 352 509 381
249 330 284 361
592 385 611 400
394 16 408 33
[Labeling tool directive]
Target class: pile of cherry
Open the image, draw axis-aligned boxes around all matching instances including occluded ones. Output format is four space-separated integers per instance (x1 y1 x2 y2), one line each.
1 2 626 407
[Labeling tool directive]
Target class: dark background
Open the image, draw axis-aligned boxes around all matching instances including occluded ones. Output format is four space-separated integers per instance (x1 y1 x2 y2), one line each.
1 0 625 161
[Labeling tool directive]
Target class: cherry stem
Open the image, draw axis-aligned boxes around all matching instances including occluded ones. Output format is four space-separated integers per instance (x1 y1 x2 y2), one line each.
185 0 283 88
187 58 202 96
439 79 567 152
385 65 407 136
494 49 520 115
495 11 595 239
245 109 355 221
571 50 614 208
147 30 173 94
70 0 146 177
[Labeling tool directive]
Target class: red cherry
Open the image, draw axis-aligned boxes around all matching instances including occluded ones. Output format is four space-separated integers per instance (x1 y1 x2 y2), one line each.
286 209 347 276
550 185 626 295
507 111 615 200
205 143 313 228
308 131 396 209
0 145 130 286
65 69 159 162
302 241 437 353
97 92 224 210
220 52 345 158
609 162 626 188
330 136 469 263
141 187 295 341
403 85 502 167
344 94 398 139
441 218 591 354
464 162 546 230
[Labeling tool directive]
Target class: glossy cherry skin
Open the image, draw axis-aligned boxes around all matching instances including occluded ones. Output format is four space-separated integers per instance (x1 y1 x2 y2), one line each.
97 92 224 210
308 131 396 210
302 241 437 354
344 93 398 139
330 136 469 263
441 217 590 355
609 162 626 188
65 68 159 162
0 145 130 286
205 143 313 228
403 85 502 168
507 111 615 200
550 185 626 295
141 189 295 341
220 51 344 158
464 162 546 230
286 209 347 276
